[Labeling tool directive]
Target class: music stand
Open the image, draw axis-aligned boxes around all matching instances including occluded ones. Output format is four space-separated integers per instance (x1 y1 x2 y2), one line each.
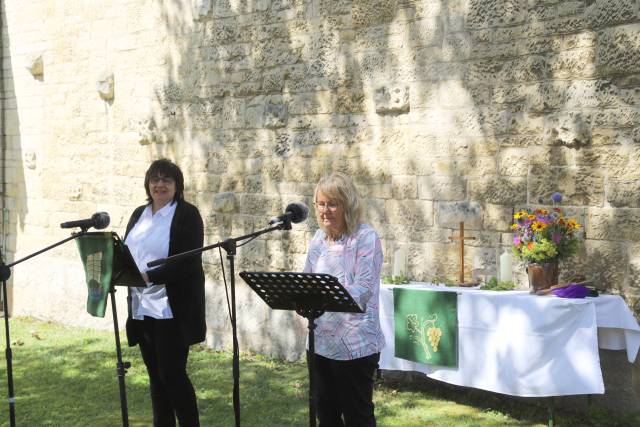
239 271 363 427
79 232 145 427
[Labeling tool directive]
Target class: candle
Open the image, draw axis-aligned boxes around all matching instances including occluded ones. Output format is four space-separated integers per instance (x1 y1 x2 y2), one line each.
499 249 512 282
393 248 407 278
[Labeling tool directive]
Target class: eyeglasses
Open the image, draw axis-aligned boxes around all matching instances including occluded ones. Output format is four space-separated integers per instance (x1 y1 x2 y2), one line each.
314 202 339 212
149 176 175 185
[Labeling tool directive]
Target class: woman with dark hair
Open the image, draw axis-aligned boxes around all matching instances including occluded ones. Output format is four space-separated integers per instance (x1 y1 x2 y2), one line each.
124 158 205 426
304 172 385 427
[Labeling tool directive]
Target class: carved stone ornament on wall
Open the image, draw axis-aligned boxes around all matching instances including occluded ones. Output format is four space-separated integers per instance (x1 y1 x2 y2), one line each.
23 151 37 169
25 53 43 78
96 71 114 101
374 84 410 115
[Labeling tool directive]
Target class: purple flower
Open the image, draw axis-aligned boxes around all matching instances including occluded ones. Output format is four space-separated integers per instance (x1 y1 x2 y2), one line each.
514 236 521 245
551 192 563 204
552 232 563 244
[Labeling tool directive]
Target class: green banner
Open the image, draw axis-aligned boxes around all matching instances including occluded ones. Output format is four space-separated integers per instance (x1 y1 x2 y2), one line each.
75 233 114 318
394 288 458 367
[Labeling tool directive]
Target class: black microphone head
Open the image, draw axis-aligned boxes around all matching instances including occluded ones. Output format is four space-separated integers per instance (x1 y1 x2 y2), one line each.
286 202 309 224
92 212 110 230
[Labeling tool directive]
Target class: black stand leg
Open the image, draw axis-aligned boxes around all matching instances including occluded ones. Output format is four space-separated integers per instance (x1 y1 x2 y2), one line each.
222 239 241 427
1 279 15 427
307 317 317 427
110 287 130 427
298 310 323 427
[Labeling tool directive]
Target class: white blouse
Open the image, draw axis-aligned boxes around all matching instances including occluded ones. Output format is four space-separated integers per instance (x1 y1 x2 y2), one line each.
125 202 176 320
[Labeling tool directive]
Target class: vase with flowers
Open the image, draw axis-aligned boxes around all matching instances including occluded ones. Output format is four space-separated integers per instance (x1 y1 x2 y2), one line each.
511 192 582 293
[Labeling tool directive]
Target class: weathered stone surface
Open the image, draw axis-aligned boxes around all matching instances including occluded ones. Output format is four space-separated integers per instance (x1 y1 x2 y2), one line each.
468 177 527 205
385 199 433 229
596 24 640 75
466 0 527 29
564 240 627 292
418 175 466 201
530 165 604 206
497 148 528 176
436 202 483 229
483 203 514 232
212 191 236 212
391 175 417 199
351 0 397 28
586 208 640 241
585 0 636 29
607 181 640 208
544 112 592 148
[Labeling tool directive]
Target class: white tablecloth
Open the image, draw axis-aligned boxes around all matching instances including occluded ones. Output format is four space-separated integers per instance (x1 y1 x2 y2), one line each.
379 284 640 397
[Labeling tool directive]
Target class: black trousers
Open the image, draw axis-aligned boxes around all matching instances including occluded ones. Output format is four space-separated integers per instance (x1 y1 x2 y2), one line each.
311 352 380 427
136 317 199 427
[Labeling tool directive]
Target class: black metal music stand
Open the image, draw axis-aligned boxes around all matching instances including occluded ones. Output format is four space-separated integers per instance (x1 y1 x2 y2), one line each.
78 232 145 427
239 271 363 427
0 228 92 427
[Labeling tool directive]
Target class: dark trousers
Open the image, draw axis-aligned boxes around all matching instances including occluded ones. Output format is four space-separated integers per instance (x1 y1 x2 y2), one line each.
136 317 199 427
310 352 380 427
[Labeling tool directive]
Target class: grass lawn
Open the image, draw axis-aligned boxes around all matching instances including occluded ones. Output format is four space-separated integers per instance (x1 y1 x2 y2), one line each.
0 317 637 426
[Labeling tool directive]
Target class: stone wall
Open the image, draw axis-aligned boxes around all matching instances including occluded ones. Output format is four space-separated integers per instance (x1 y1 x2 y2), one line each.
1 0 640 401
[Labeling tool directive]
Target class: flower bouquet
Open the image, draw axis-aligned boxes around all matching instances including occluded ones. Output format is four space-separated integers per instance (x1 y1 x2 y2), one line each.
511 193 582 292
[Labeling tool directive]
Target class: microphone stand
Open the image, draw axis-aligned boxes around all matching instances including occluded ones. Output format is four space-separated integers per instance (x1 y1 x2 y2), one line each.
0 227 90 427
147 217 293 427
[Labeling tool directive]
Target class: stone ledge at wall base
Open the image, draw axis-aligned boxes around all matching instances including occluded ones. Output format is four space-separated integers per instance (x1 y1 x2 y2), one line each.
379 349 640 416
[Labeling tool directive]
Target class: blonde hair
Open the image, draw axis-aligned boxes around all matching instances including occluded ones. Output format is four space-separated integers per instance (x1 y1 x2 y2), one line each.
314 172 363 236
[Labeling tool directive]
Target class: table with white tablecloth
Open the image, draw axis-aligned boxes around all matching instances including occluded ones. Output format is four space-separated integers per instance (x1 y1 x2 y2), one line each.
379 284 640 397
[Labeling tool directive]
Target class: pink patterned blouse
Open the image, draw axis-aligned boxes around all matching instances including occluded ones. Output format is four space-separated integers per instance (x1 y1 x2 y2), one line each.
303 223 386 360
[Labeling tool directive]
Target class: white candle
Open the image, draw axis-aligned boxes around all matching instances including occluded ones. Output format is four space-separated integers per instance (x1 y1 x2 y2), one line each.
499 249 512 282
393 248 407 277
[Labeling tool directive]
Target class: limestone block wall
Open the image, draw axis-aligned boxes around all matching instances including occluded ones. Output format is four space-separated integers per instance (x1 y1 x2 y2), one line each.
1 0 640 368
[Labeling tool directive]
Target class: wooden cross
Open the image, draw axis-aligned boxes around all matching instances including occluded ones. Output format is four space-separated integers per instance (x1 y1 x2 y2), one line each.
449 221 476 285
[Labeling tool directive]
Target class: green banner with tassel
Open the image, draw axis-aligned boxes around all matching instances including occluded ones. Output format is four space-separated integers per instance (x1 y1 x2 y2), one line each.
75 232 114 318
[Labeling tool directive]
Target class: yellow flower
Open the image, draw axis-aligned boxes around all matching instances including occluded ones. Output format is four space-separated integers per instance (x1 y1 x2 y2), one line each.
531 221 547 231
528 214 537 221
511 223 519 230
567 219 581 229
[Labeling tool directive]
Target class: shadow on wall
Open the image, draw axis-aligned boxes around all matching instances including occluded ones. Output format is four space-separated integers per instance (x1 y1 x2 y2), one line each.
141 0 640 357
1 0 28 315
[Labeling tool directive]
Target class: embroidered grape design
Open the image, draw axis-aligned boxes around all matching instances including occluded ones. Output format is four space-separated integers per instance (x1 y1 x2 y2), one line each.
427 327 442 352
406 313 440 359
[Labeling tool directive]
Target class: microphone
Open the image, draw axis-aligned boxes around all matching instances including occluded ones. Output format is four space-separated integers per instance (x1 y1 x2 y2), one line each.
60 212 110 230
268 202 309 225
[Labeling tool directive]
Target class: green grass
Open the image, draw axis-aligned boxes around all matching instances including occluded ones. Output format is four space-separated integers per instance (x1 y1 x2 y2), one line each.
0 317 637 426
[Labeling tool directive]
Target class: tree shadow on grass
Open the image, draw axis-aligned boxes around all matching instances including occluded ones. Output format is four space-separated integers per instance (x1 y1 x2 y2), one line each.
378 371 640 427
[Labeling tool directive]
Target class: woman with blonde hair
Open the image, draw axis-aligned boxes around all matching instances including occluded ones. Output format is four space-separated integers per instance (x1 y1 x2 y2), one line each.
303 172 385 427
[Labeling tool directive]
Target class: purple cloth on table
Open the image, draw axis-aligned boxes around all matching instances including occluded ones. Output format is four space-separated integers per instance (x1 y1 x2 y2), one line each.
552 284 589 299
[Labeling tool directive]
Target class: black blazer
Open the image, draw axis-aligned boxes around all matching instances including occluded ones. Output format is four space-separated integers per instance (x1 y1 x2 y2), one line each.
124 199 206 347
